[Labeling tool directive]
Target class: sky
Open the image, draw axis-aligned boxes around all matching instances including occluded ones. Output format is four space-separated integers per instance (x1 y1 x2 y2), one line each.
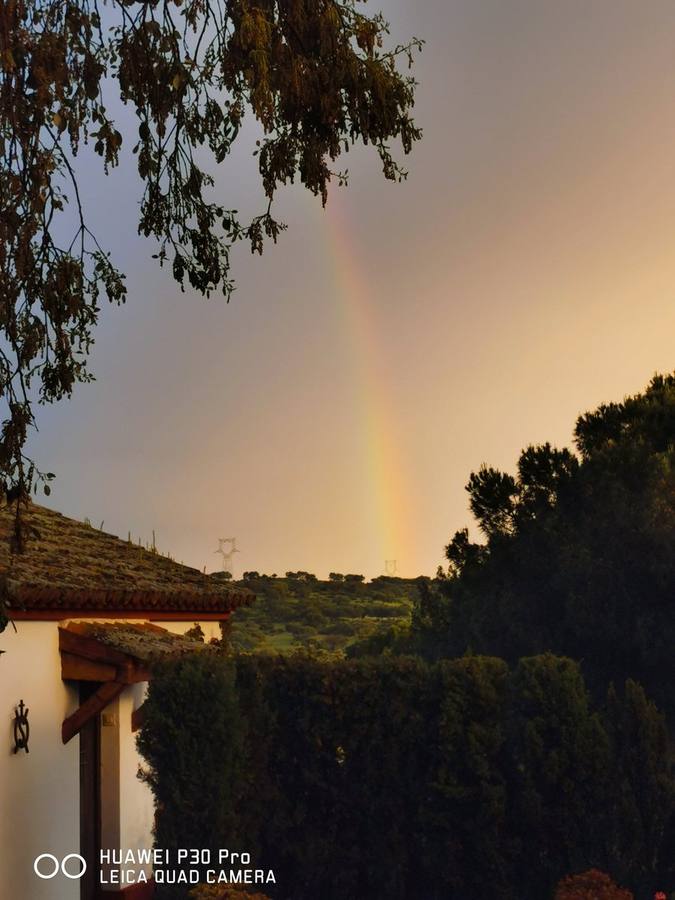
30 0 675 579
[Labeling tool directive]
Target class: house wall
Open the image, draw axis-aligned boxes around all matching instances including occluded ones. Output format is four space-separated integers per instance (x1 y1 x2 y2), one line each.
0 620 80 900
1 616 225 898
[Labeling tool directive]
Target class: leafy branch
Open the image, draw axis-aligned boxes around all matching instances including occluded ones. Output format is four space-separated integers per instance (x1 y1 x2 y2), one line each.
0 0 423 535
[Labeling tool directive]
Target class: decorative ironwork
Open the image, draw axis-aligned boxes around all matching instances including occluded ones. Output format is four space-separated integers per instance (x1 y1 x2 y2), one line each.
13 699 29 754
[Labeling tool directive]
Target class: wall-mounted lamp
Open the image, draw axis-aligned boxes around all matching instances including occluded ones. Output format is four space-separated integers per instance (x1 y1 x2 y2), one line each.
13 699 29 754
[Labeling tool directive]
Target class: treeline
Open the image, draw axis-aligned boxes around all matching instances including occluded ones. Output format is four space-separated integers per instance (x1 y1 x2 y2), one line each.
241 571 370 584
225 574 417 655
360 374 675 720
237 572 419 595
139 653 675 900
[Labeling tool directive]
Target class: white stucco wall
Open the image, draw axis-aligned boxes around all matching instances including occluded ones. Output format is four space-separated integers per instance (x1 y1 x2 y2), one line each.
0 620 80 900
1 616 224 896
99 683 155 890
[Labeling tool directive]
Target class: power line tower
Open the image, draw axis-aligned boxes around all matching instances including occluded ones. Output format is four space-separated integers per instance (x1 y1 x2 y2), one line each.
384 559 398 577
215 537 239 577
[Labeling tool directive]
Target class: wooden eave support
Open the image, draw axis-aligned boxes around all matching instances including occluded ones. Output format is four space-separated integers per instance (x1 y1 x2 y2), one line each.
60 652 117 683
59 627 151 683
59 626 152 744
62 681 125 744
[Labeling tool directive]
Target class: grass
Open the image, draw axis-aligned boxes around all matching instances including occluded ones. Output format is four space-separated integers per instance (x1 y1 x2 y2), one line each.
225 574 420 656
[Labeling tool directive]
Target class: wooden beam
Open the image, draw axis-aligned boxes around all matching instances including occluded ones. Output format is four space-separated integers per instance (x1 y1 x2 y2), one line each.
59 629 152 684
60 652 117 682
59 627 133 668
62 682 125 744
117 659 152 684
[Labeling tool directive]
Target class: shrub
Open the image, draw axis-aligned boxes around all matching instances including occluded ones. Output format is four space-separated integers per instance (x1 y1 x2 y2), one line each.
554 868 633 899
140 654 675 899
136 655 244 899
190 887 271 900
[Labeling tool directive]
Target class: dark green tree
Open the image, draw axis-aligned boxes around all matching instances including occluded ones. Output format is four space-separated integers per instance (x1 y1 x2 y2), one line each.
413 374 675 718
506 654 611 894
601 679 675 895
137 654 244 900
140 652 675 898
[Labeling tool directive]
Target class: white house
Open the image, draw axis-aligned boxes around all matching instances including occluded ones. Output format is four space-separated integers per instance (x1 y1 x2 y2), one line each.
0 502 253 900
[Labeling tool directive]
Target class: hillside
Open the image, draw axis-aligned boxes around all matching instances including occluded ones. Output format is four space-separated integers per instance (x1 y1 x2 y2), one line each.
220 572 420 655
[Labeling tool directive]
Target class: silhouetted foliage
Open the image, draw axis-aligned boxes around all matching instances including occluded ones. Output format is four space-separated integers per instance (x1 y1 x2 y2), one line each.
409 374 675 719
0 0 422 509
190 887 271 900
139 652 675 899
553 869 633 900
137 654 244 897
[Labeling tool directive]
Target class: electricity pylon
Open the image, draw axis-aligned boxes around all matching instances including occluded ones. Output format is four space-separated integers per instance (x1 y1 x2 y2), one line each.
215 537 239 576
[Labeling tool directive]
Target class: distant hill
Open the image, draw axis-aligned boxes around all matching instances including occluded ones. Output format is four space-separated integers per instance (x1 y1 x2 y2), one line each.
222 573 422 655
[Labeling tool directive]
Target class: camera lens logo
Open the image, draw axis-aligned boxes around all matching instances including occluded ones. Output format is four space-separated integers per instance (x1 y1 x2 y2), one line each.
34 853 87 880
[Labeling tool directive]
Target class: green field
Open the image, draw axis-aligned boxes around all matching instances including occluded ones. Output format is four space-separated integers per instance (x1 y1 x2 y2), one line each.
224 573 420 655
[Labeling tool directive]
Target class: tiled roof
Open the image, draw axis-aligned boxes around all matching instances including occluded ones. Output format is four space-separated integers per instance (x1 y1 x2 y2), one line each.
60 621 218 664
0 502 253 615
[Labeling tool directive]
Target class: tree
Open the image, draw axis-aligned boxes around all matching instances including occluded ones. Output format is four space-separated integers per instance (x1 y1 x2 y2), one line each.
602 681 675 889
0 0 422 514
410 373 675 719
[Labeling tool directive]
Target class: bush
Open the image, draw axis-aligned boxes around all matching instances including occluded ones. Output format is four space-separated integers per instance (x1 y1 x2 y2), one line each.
139 654 675 900
190 887 271 900
136 655 244 899
322 620 357 636
554 869 633 899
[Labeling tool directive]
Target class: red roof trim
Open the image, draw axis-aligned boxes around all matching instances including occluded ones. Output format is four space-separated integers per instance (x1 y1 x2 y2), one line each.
11 609 232 622
0 502 254 614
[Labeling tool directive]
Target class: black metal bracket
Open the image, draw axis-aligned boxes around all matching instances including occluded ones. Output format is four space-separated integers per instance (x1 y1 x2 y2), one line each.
13 699 29 753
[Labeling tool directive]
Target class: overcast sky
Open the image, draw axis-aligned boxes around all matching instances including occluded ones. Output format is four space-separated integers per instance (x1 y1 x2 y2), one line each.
32 0 675 578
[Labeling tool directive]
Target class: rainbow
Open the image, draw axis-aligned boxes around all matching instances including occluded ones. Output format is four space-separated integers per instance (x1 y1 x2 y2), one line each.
317 191 412 576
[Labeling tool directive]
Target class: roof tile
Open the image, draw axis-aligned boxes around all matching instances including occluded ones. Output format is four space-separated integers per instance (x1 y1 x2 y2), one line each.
0 502 253 615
